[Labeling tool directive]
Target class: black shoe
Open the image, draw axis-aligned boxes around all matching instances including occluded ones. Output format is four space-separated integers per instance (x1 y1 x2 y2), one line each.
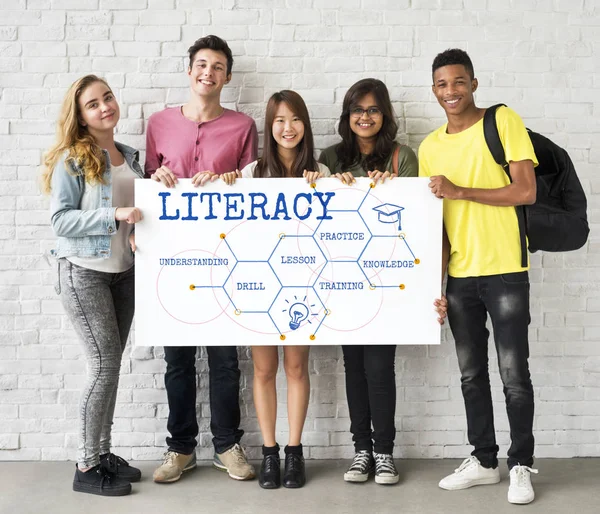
73 464 132 496
100 452 142 482
259 454 281 489
283 453 306 488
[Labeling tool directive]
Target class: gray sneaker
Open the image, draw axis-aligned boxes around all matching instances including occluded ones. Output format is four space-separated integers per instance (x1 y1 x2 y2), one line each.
213 443 256 480
153 451 197 483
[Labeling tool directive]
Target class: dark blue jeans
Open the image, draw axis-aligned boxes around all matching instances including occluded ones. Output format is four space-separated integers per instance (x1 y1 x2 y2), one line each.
446 271 535 470
164 346 243 455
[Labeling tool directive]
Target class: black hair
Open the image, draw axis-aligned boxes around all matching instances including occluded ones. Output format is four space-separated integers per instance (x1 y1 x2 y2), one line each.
431 48 475 81
335 78 398 173
188 35 233 75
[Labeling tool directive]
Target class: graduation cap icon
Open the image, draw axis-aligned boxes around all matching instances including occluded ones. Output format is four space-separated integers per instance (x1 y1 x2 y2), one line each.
372 203 405 230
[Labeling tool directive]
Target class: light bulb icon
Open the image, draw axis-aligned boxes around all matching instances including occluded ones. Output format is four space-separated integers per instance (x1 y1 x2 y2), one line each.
288 302 309 330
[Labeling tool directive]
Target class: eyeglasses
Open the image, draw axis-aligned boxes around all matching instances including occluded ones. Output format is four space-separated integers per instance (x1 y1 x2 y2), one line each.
350 107 382 118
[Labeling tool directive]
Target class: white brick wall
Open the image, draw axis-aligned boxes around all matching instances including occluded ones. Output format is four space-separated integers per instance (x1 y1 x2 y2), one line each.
1 1 599 461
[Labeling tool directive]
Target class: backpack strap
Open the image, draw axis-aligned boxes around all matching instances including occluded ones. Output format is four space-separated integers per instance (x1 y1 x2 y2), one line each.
483 103 528 268
392 143 401 175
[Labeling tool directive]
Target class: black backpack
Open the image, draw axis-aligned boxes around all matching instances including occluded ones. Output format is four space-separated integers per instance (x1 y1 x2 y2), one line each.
483 104 589 267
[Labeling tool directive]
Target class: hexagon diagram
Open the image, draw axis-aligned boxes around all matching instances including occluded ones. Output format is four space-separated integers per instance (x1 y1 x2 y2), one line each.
314 211 371 262
223 261 282 313
268 286 327 340
268 234 327 288
138 177 439 344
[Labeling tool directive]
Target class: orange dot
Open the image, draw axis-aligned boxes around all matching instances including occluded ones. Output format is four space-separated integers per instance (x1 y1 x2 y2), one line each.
310 182 316 188
370 182 375 188
414 258 420 265
220 233 226 239
280 334 286 341
310 334 316 341
189 284 195 290
399 284 406 290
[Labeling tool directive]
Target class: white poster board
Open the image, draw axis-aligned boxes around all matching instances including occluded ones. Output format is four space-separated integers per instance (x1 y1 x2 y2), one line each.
134 177 442 346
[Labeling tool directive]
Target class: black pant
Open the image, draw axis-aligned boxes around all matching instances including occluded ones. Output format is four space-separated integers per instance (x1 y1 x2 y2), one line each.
342 345 396 454
164 346 243 455
446 272 535 470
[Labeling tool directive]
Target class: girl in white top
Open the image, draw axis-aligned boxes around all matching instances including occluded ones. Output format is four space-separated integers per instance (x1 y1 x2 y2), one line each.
221 90 329 489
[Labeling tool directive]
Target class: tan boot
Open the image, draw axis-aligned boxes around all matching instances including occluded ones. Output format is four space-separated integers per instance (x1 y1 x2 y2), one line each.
153 451 197 483
213 443 256 480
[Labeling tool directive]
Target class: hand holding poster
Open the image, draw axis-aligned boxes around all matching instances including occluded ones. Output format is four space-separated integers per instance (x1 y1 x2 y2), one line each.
135 177 442 346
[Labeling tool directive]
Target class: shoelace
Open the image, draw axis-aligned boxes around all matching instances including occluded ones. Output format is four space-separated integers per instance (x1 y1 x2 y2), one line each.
285 453 303 472
95 466 115 489
454 456 479 474
348 451 372 473
103 452 127 473
229 444 249 465
263 454 280 474
373 453 396 475
162 451 179 465
512 466 539 487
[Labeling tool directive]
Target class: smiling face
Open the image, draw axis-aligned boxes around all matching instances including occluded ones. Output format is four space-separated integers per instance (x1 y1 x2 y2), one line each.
432 64 478 117
188 48 231 99
348 92 383 141
272 101 305 151
78 81 119 135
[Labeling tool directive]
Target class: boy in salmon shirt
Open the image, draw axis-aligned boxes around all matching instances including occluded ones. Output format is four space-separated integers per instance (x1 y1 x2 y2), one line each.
146 34 258 484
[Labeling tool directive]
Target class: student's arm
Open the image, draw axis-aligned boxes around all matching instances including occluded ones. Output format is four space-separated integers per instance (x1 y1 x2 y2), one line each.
441 226 450 283
239 120 259 169
50 157 118 238
144 116 160 178
428 159 536 206
396 145 419 177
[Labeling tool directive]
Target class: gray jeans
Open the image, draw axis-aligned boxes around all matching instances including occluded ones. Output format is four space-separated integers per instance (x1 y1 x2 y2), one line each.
57 259 135 468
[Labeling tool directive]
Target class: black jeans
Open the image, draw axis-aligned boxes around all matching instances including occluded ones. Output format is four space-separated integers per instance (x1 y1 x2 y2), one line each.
446 272 534 470
342 345 396 454
164 346 243 455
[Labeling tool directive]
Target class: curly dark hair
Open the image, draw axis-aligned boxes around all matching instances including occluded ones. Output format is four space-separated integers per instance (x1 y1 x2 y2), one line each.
335 78 398 173
431 48 474 81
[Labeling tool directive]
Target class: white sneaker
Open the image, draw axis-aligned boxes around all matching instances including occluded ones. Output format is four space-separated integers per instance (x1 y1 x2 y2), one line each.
508 465 538 504
439 456 500 490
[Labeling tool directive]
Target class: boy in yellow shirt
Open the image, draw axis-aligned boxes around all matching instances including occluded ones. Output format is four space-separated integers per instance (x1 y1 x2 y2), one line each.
419 49 539 505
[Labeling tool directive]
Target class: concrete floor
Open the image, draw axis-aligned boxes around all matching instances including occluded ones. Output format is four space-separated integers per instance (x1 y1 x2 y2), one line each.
1 459 598 514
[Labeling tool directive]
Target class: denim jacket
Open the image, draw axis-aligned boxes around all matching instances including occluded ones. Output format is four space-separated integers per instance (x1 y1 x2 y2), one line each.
50 141 145 259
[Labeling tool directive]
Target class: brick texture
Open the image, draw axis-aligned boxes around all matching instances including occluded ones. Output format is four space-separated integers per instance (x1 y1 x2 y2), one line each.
0 1 598 461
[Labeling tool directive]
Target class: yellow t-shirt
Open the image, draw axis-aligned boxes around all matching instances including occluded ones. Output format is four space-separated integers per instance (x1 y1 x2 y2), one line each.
418 106 538 278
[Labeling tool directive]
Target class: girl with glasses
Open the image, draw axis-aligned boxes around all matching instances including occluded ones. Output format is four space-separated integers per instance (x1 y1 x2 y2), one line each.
318 78 418 485
318 77 418 185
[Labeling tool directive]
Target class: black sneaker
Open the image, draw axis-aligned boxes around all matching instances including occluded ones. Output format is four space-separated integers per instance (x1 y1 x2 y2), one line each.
100 452 142 482
373 452 399 485
73 464 132 496
344 450 374 483
259 453 281 489
283 453 306 489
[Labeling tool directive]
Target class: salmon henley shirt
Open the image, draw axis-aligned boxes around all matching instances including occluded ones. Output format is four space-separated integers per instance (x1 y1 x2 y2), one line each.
144 106 258 178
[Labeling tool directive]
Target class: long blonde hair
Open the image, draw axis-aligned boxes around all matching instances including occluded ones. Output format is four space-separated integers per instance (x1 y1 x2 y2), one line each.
41 75 113 194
